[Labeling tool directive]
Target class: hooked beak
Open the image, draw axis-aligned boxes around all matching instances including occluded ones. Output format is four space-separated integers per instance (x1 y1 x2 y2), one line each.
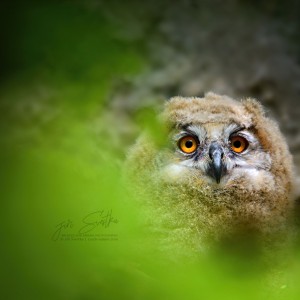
208 142 225 184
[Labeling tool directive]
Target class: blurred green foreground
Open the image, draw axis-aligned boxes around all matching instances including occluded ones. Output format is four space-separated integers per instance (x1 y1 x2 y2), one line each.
1 1 300 299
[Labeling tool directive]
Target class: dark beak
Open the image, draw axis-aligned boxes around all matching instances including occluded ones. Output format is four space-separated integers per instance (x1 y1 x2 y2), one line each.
208 142 225 184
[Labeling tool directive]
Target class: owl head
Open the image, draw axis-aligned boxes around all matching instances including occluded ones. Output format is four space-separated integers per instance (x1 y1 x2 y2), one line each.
126 92 294 254
161 92 293 194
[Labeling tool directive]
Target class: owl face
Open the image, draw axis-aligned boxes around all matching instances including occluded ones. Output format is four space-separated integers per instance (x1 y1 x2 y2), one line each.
159 94 283 191
166 121 272 187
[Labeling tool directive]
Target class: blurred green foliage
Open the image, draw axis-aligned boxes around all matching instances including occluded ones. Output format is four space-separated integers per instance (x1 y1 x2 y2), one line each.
1 1 300 300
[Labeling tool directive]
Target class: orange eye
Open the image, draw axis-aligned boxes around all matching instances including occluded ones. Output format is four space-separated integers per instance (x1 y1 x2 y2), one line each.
178 136 198 154
230 136 249 153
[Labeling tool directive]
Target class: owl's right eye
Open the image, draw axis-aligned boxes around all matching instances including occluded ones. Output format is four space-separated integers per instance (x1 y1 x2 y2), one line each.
178 136 198 154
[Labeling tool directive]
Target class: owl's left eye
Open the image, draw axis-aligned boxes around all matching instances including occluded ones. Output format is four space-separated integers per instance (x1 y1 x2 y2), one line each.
178 136 198 154
230 135 249 153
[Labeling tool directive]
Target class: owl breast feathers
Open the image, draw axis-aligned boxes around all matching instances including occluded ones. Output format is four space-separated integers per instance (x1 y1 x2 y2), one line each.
126 92 295 254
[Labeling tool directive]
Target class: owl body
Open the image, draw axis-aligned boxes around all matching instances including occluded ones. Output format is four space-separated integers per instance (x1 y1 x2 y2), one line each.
126 93 294 256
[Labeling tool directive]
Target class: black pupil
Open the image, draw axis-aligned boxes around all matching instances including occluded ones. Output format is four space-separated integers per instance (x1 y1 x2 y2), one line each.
233 140 241 148
185 140 194 148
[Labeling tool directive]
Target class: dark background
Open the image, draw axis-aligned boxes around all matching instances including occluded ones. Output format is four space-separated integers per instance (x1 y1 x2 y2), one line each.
2 0 300 165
